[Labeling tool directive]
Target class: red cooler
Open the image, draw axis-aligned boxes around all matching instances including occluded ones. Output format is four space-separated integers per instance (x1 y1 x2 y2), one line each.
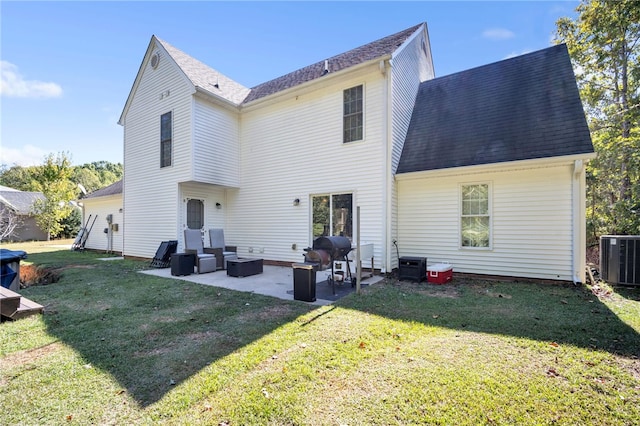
427 263 453 284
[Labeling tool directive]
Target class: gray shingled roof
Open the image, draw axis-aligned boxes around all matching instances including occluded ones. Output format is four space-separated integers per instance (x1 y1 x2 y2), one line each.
243 24 423 103
397 43 594 174
0 190 45 215
157 24 422 106
157 38 251 105
84 180 122 199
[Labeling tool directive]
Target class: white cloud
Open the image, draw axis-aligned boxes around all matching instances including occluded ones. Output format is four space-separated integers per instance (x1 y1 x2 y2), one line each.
0 61 63 98
482 28 515 41
0 144 48 166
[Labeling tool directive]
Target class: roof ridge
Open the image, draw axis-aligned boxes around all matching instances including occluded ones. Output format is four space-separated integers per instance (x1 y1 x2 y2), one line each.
243 23 423 104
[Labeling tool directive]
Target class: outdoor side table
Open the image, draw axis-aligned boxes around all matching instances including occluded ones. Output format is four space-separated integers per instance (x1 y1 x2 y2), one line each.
171 253 195 276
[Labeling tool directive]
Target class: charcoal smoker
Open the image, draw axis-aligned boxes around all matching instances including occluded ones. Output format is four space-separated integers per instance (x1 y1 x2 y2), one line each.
303 236 354 295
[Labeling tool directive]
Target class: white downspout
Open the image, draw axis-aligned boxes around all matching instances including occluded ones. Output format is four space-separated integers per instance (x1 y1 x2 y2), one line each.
383 59 392 274
572 159 586 283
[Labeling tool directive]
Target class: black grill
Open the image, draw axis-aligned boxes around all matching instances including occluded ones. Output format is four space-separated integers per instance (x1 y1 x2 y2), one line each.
303 236 354 294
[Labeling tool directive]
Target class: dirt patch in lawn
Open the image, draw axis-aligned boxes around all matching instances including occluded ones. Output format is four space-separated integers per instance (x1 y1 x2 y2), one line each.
397 281 461 298
19 264 61 288
0 342 63 370
20 264 98 289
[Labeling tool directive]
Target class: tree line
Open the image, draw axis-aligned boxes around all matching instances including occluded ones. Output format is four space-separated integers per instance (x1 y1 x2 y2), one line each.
556 0 640 245
0 152 122 240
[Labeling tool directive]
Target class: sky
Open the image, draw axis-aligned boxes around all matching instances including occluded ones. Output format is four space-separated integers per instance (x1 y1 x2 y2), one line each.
1 1 580 167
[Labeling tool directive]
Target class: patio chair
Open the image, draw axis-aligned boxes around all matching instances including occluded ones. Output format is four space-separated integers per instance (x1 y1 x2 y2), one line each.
208 228 238 270
183 229 217 273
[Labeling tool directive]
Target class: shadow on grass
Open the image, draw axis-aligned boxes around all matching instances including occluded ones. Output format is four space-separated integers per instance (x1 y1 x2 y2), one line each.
19 250 640 407
23 252 314 407
338 276 640 358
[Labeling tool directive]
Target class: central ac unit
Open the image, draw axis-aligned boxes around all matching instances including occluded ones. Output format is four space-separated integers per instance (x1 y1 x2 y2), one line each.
600 235 640 286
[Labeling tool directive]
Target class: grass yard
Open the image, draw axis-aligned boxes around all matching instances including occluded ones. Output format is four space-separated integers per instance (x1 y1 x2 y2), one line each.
1 241 639 425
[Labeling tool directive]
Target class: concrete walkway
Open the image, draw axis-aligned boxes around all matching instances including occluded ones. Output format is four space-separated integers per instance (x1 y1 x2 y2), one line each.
141 264 384 306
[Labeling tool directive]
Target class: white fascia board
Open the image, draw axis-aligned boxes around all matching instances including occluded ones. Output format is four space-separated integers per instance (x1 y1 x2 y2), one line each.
395 152 598 181
194 87 241 113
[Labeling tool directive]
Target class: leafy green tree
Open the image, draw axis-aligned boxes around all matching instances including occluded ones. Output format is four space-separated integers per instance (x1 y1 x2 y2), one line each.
72 161 123 195
556 0 640 242
30 152 78 239
0 164 39 191
60 207 82 239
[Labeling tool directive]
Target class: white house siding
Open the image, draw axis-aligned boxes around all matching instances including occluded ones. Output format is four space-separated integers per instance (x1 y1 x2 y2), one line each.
390 27 434 174
387 26 435 271
82 196 123 254
232 67 389 269
176 181 226 251
122 43 196 258
193 97 240 187
397 162 576 281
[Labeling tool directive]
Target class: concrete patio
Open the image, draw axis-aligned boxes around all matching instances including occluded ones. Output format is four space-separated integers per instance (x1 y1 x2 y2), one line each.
140 263 384 306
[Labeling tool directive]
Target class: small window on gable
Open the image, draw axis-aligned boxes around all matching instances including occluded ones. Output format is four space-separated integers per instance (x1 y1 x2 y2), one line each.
160 111 172 168
461 183 491 248
343 85 363 143
186 198 204 230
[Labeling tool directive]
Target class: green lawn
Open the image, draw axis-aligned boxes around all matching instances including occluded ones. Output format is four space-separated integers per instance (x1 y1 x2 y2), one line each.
1 241 639 425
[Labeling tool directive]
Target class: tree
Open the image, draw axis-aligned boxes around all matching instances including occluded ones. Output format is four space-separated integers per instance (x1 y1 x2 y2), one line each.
0 164 39 191
30 152 78 240
0 206 22 241
556 0 640 242
72 161 123 195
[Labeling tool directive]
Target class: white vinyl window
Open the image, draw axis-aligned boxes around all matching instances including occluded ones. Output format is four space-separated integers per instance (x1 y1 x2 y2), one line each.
160 111 172 168
343 85 363 143
461 183 491 248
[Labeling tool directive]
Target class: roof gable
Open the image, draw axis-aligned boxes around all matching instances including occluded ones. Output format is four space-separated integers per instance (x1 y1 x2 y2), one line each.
156 37 250 105
397 44 594 174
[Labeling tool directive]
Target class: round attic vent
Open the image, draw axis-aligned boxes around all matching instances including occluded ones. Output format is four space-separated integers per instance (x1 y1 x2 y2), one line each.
150 52 160 69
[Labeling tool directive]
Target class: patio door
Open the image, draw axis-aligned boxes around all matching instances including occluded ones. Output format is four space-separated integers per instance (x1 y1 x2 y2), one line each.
311 193 353 240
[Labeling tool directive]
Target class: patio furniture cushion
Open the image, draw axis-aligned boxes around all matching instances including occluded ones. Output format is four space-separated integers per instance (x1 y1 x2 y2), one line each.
184 229 217 273
208 228 238 269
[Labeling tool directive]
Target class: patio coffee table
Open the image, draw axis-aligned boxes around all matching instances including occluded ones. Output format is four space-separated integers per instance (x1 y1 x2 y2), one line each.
226 258 263 277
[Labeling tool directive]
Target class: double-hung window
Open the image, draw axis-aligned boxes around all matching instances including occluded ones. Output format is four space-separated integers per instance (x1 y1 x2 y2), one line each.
343 85 363 143
461 183 491 248
160 111 172 168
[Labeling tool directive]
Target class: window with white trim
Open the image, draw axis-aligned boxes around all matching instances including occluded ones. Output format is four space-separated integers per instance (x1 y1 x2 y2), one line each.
343 85 363 143
160 111 172 168
312 193 353 240
461 183 491 248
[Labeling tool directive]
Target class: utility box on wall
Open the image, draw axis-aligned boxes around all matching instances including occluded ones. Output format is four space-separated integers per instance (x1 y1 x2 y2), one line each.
600 235 640 286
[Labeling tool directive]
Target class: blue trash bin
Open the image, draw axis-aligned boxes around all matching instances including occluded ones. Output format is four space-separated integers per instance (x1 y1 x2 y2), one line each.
0 249 27 291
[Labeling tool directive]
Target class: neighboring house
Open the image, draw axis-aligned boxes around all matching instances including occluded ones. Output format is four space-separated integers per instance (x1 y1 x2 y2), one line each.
0 186 48 241
118 22 595 283
80 180 123 254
